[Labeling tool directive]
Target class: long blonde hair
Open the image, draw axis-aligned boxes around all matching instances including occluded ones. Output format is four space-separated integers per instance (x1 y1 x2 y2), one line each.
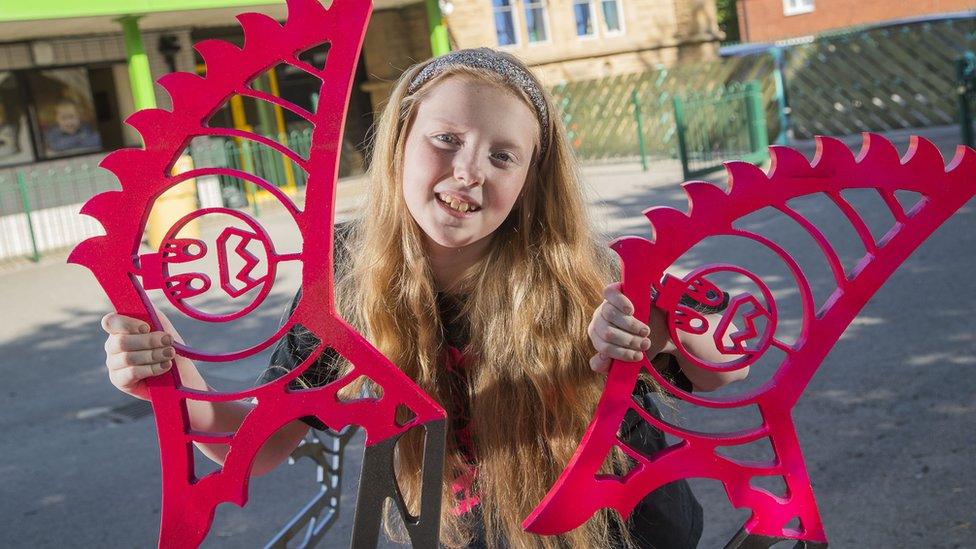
333 48 630 548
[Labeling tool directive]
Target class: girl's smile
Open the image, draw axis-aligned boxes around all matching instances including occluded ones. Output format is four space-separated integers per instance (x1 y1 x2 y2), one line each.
435 191 480 218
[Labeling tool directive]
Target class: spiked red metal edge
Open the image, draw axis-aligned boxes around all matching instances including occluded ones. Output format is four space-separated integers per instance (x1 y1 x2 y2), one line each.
524 135 976 545
68 1 446 546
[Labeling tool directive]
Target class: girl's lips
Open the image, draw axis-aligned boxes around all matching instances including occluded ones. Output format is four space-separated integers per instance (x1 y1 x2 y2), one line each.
436 196 477 218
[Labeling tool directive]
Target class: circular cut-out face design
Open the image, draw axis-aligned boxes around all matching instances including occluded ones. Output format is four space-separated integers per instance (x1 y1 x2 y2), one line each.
158 209 277 323
137 191 304 364
663 267 776 372
401 74 540 253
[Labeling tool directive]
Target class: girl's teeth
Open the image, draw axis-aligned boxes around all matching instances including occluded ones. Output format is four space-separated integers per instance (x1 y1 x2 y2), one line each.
437 192 477 213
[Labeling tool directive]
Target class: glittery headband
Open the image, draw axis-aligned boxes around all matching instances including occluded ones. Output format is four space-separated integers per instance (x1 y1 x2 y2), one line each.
407 49 550 159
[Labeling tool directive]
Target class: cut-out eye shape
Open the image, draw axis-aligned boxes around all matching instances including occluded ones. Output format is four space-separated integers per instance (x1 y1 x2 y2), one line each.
164 272 212 300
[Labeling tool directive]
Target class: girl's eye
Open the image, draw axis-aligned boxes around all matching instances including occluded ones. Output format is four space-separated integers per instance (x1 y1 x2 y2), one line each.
492 152 515 163
434 134 459 145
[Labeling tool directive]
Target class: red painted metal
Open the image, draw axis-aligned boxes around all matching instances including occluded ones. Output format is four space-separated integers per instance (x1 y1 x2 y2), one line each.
524 135 976 544
68 0 446 546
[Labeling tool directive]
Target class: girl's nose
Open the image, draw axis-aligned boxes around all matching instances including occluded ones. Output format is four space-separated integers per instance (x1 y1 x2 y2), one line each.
453 149 485 187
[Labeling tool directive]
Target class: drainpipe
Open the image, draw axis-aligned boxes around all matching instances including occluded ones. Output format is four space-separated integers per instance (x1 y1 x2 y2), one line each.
116 15 157 110
426 0 451 56
117 15 199 247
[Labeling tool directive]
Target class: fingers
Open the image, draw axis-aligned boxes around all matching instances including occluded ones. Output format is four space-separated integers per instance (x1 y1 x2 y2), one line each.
109 362 172 390
105 344 175 371
587 284 655 373
601 283 650 335
588 348 641 373
101 312 177 400
590 320 649 353
588 320 647 363
104 314 175 383
101 313 149 335
599 299 650 337
104 331 173 355
589 353 611 374
602 282 635 315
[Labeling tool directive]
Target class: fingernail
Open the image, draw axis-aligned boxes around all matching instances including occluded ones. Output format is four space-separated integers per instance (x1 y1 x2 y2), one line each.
161 362 172 370
163 347 174 359
139 324 149 334
640 339 651 350
161 335 172 345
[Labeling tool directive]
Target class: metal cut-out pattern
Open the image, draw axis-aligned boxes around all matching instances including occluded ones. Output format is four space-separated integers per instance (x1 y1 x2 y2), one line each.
525 135 976 547
69 1 446 547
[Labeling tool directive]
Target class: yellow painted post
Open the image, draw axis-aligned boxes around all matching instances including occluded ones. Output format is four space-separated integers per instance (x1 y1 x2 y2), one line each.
146 155 199 249
266 67 297 192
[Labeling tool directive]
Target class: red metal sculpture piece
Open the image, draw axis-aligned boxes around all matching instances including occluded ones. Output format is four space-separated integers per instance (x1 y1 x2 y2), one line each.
68 0 446 546
524 135 976 547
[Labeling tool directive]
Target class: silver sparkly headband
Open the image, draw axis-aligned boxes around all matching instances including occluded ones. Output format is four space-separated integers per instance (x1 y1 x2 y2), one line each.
407 49 550 159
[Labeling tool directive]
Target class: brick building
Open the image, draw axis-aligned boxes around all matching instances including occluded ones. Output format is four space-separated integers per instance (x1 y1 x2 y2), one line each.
736 0 976 43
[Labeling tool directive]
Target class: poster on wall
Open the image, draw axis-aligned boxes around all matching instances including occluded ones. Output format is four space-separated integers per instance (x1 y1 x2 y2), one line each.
27 68 103 159
0 71 35 167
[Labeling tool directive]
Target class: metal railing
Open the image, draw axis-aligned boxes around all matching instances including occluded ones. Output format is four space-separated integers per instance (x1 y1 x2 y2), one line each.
0 160 119 263
673 80 769 180
0 129 370 264
551 55 777 165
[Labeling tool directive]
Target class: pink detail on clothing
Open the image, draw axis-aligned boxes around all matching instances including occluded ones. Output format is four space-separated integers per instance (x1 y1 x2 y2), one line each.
445 345 481 515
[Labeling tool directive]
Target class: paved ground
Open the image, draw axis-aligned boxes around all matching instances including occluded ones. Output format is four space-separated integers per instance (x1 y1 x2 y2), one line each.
1 126 973 548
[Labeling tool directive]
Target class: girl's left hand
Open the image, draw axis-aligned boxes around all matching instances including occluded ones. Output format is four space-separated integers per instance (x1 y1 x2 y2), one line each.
588 282 665 373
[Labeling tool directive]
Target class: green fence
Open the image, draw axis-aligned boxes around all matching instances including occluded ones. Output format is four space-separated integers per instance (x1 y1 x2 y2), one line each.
779 16 976 138
551 54 777 164
186 129 314 212
673 81 769 180
0 159 120 263
553 14 975 164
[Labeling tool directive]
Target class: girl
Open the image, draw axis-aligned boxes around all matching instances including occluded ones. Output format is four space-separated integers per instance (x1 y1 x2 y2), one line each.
101 47 746 548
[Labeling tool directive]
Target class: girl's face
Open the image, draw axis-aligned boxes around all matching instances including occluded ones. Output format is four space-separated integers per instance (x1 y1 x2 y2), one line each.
401 74 539 252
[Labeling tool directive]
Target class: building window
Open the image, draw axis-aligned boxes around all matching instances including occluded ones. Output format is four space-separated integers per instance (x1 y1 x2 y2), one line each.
523 0 550 43
493 0 519 46
573 0 597 38
27 69 104 159
0 65 121 167
783 0 814 16
601 0 623 34
0 72 34 167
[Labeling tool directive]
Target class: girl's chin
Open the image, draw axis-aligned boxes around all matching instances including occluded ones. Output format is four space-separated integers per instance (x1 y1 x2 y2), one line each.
423 225 488 250
426 232 477 250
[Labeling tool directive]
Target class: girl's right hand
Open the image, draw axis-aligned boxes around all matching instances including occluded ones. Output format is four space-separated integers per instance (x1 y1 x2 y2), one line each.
101 313 176 401
588 282 654 373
